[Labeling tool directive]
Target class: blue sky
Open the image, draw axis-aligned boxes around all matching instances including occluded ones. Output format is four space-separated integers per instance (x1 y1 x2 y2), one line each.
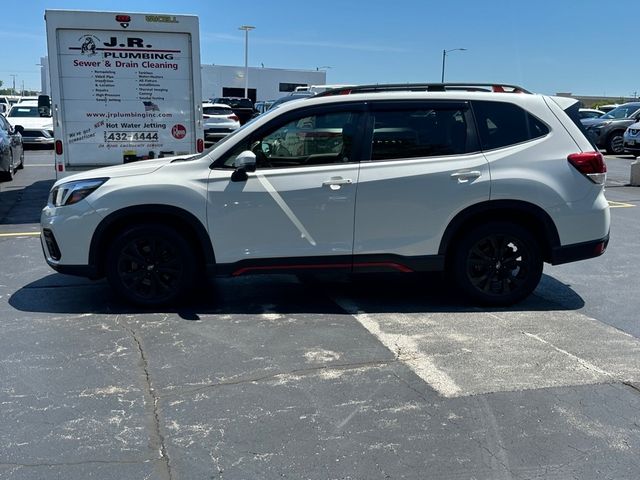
2 0 638 97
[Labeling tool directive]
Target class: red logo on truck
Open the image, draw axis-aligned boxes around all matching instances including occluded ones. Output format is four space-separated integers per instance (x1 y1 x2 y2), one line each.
171 124 187 139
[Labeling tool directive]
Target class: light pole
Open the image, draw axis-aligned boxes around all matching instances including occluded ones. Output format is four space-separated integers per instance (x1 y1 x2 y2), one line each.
441 48 466 83
238 25 255 98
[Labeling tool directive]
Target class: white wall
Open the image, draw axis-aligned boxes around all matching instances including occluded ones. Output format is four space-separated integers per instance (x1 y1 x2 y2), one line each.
201 64 326 102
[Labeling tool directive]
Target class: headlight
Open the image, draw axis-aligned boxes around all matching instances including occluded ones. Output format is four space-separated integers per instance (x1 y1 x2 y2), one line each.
49 178 108 207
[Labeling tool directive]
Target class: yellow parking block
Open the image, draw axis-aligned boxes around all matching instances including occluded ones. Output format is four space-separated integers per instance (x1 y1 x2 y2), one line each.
608 201 635 208
0 232 41 237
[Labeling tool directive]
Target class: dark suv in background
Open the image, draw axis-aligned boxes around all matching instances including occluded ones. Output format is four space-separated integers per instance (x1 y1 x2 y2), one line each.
210 97 258 125
582 102 640 155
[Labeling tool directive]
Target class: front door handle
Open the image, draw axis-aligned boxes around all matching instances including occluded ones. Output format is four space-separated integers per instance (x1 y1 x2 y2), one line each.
451 170 481 183
322 177 353 190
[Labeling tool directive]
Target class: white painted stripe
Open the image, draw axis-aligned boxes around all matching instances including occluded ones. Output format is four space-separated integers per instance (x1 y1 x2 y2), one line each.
334 298 463 398
522 331 614 378
255 173 317 246
24 164 55 167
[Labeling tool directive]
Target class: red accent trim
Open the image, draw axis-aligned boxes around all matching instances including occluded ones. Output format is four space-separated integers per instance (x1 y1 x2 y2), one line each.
355 262 414 273
231 261 413 277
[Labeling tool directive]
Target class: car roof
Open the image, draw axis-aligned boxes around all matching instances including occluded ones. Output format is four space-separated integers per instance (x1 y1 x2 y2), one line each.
203 102 233 109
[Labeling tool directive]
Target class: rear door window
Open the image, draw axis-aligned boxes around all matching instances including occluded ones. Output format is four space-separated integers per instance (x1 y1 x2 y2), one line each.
471 101 549 150
366 102 478 161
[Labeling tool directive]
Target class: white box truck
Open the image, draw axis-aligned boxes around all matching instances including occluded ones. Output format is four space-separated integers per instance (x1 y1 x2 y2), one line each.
45 10 204 177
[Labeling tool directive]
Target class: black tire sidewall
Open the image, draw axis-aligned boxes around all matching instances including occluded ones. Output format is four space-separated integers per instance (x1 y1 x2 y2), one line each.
106 224 196 306
452 222 543 306
607 132 624 155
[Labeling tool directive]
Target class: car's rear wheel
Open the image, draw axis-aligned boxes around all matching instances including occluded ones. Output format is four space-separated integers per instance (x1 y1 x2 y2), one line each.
451 222 543 306
607 131 625 155
106 224 196 306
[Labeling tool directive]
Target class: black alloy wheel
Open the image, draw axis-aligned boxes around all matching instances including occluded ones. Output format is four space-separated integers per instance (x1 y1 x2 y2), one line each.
452 222 543 305
607 132 625 155
106 225 196 306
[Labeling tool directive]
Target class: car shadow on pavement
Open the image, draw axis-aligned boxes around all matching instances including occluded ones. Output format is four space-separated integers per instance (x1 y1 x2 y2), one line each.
0 179 55 225
8 271 584 320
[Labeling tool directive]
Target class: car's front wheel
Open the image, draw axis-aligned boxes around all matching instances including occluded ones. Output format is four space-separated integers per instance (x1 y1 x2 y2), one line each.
106 224 196 306
451 222 543 306
607 131 625 155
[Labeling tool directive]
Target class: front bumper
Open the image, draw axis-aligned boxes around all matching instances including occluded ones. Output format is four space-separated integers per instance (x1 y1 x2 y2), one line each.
40 200 104 277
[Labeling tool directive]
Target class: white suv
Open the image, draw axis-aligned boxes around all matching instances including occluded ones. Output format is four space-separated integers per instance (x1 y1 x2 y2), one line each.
40 83 610 306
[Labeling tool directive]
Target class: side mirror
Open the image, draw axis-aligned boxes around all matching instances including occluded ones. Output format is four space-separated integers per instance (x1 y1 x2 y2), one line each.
231 150 257 182
14 125 24 134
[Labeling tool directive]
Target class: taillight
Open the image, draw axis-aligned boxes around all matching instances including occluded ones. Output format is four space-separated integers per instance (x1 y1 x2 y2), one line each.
55 140 63 155
229 114 239 122
197 138 204 153
568 151 606 184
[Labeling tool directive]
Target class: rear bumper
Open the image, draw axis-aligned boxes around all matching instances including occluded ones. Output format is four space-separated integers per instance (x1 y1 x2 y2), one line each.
550 233 609 265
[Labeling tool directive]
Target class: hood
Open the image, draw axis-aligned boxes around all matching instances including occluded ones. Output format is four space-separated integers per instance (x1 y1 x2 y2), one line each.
580 118 611 127
53 154 194 186
9 117 53 129
583 116 634 128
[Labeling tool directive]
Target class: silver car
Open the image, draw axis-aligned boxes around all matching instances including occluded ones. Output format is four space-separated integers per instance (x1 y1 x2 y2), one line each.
623 121 640 158
0 115 24 181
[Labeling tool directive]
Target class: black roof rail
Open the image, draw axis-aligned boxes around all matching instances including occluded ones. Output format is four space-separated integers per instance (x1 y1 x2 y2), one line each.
316 83 532 97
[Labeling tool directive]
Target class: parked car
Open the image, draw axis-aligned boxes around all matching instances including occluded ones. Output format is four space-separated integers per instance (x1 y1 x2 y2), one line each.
255 100 275 114
6 102 54 147
623 121 640 158
40 82 609 307
598 104 620 113
209 97 257 125
202 102 240 146
0 114 24 181
578 108 605 121
269 91 315 110
582 102 640 154
0 97 10 115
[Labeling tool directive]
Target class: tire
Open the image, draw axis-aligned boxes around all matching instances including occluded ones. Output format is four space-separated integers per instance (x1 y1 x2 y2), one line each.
451 222 543 306
106 224 197 306
2 151 14 181
606 131 624 155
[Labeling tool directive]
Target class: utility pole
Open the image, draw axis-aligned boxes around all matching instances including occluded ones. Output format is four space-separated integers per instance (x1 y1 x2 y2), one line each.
238 25 255 99
10 74 16 93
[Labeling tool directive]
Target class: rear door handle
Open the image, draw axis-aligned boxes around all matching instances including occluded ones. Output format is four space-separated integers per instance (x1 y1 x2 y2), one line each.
451 170 481 183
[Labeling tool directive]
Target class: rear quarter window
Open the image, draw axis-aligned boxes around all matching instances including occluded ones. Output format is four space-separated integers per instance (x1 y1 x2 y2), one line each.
471 101 549 150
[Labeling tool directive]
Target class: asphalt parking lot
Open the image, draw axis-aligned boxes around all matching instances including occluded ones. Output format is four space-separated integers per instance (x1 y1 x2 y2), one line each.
1 150 639 479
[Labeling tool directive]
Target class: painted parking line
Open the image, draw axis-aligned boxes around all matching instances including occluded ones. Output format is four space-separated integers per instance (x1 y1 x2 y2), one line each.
0 232 40 237
333 297 640 398
608 201 635 208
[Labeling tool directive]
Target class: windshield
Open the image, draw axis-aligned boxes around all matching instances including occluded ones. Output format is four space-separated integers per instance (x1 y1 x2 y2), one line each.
602 104 640 119
8 106 46 117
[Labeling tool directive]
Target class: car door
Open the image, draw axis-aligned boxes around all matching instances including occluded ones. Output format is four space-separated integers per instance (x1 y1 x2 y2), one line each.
353 101 490 269
207 103 366 271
